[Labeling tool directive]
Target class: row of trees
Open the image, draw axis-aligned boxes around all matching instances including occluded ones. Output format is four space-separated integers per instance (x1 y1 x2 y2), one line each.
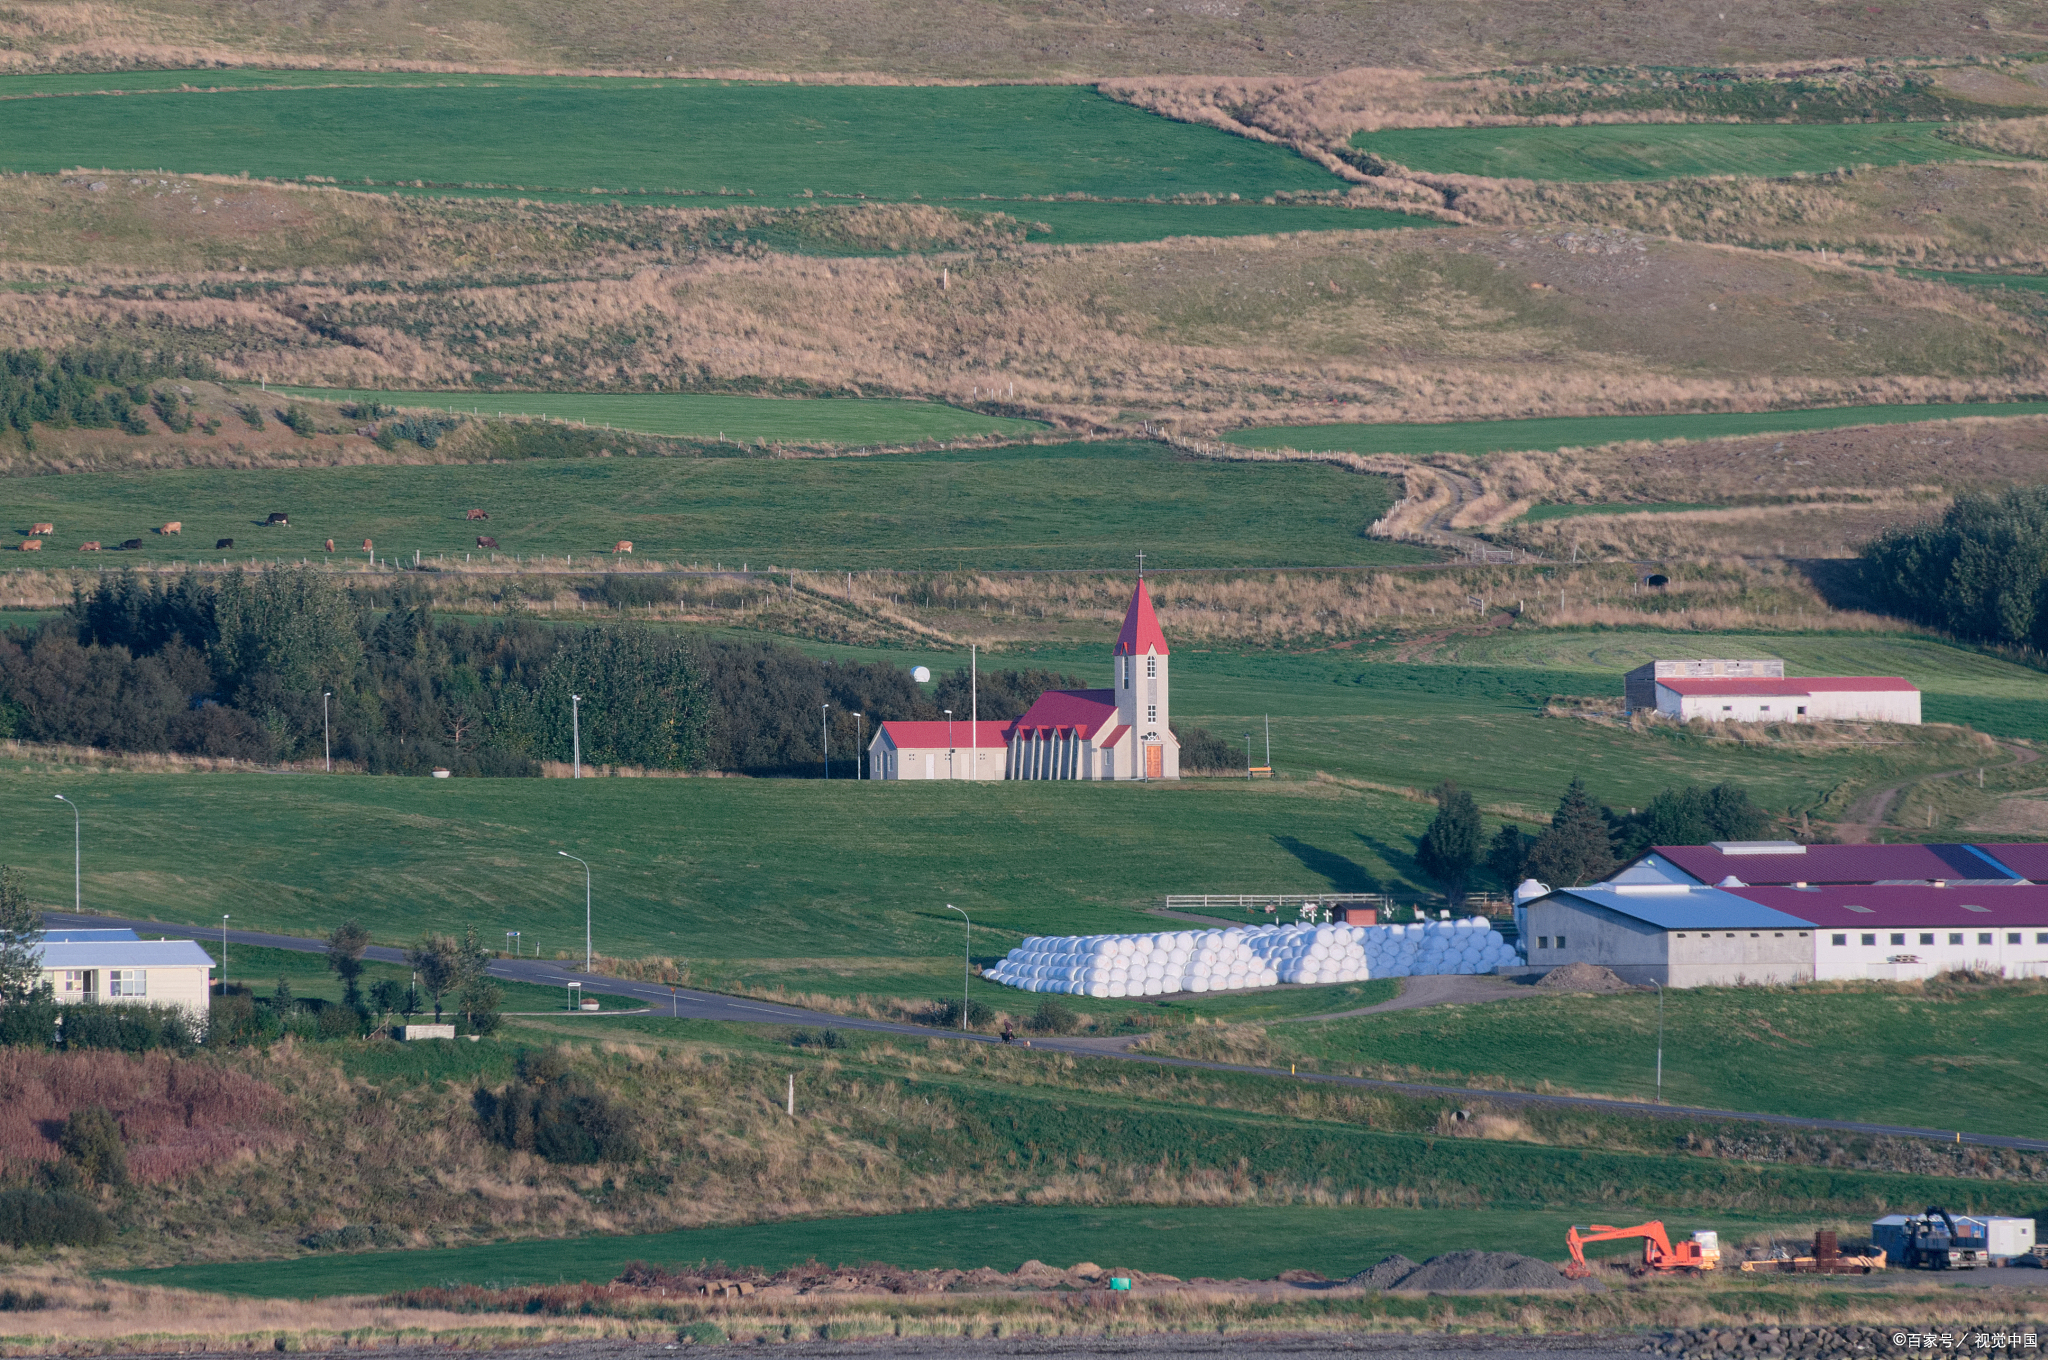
0 346 210 446
1416 776 1774 899
1860 487 2048 649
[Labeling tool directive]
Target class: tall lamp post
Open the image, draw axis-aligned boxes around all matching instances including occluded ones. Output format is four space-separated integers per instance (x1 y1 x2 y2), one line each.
944 710 954 779
1648 979 1664 1103
52 794 79 913
853 713 864 780
558 851 591 973
1244 733 1253 780
570 694 583 779
821 703 830 780
323 691 332 772
944 904 970 1031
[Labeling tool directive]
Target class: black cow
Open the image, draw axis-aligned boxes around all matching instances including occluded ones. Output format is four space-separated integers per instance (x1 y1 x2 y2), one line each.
217 538 234 550
266 513 288 526
118 538 142 550
477 535 498 549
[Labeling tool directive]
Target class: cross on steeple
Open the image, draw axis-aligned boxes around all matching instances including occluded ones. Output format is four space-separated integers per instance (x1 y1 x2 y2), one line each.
1135 550 1145 579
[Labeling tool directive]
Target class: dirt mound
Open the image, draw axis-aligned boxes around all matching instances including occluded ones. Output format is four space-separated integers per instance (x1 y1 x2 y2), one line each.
1346 1254 1420 1289
1383 1250 1591 1293
1538 962 1633 992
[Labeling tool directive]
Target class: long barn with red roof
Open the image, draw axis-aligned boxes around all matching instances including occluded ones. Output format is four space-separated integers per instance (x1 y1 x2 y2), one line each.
866 578 1182 781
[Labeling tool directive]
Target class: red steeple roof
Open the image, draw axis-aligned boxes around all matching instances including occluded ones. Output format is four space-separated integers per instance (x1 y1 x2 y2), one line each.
1114 579 1169 657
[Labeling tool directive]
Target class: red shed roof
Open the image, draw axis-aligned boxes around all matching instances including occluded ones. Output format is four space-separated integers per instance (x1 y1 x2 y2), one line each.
873 719 1013 750
1114 579 1169 657
1655 676 1918 697
1728 884 2048 929
1015 688 1119 739
1652 842 2017 886
1969 843 2048 879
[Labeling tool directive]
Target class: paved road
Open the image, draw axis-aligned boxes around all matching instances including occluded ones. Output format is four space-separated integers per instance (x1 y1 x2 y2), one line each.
235 1336 1648 1360
54 912 2048 1154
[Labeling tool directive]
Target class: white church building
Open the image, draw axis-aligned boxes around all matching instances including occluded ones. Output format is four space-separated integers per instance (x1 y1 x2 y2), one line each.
868 578 1182 781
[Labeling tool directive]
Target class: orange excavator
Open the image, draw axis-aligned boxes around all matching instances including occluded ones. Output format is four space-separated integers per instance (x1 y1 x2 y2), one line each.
1564 1221 1720 1279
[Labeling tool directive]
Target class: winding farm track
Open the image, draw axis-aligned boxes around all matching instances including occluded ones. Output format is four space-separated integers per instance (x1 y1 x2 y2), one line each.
1835 740 2041 843
52 912 2048 1154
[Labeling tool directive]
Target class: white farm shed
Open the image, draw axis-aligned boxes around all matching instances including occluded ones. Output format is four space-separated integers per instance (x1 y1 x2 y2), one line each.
1523 877 1816 987
37 938 215 1023
1653 676 1920 725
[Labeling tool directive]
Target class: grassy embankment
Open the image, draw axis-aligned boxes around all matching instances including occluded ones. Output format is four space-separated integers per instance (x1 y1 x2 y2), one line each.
1146 978 2048 1139
79 1012 2048 1284
1354 122 2007 182
204 942 643 1013
0 438 1423 571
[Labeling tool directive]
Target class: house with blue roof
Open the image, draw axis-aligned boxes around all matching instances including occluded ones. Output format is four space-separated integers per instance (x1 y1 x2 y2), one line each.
1523 863 1817 986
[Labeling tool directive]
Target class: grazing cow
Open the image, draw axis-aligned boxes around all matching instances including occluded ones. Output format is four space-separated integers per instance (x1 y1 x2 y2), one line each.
78 542 100 552
118 538 142 551
477 535 498 549
465 508 489 521
29 523 52 536
158 522 181 536
361 538 373 552
20 540 41 552
614 540 633 554
324 539 335 552
216 538 234 550
266 512 288 526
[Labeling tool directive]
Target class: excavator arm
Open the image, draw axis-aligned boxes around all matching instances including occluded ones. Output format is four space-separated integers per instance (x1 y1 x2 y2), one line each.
1565 1222 1682 1279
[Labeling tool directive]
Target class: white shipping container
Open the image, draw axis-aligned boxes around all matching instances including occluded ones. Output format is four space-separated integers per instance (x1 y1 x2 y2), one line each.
1983 1216 2037 1260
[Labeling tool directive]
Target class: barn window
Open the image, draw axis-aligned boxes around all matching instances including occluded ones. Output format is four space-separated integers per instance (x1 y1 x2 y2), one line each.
1722 705 1733 712
1861 934 1876 946
2010 933 2023 945
1750 932 1759 938
1774 932 1784 937
1797 706 1807 715
1920 933 1936 945
1675 932 1686 938
1831 934 1846 946
1948 933 1963 945
1891 933 1906 945
2039 932 2048 944
1556 935 1567 949
1979 932 1993 945
106 969 146 997
1761 705 1771 712
1537 936 1550 950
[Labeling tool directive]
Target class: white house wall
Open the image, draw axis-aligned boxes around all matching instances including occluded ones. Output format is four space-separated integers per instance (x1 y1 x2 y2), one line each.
1658 685 1921 725
42 965 212 1023
1812 923 2048 980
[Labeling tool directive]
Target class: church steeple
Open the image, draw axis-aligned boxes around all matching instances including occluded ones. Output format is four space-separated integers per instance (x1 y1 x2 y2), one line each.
1113 578 1170 764
1114 579 1169 658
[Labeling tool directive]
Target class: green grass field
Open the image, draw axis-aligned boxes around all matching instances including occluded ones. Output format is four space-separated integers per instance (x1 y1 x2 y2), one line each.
1199 983 2048 1140
0 439 1425 571
104 1202 1784 1297
1225 401 2048 458
200 941 641 1013
0 75 1341 205
1352 121 2002 182
269 389 1045 444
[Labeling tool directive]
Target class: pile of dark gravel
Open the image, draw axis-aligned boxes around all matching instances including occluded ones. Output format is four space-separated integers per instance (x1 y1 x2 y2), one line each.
1346 1249 1595 1292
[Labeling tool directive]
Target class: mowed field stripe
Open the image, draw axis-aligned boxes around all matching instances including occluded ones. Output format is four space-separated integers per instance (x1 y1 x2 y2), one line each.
1353 121 2007 182
0 79 1340 205
1226 400 2048 457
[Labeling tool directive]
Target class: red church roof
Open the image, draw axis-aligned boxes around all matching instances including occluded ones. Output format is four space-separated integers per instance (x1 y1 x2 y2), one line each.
1014 688 1119 738
1114 579 1169 657
873 720 1013 750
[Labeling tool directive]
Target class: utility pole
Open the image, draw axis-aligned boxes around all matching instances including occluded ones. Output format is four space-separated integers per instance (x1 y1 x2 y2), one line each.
323 692 332 772
570 694 583 778
970 644 977 781
821 703 830 780
1264 715 1271 770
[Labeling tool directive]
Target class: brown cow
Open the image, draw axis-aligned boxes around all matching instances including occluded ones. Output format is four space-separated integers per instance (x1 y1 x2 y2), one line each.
614 541 633 554
477 535 498 549
216 538 234 550
29 523 52 536
158 522 181 536
465 508 489 521
20 540 41 552
361 539 373 552
324 539 335 553
78 541 100 552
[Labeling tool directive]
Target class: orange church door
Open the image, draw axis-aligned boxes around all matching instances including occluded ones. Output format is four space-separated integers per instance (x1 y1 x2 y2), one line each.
1145 744 1163 779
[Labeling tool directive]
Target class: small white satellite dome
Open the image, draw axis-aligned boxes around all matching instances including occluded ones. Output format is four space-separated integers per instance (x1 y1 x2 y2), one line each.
911 666 931 683
1512 878 1550 905
1718 874 1747 888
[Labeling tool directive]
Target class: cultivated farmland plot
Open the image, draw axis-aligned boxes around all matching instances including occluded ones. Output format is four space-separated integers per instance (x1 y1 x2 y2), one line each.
0 76 1347 208
0 440 1426 570
1353 121 2012 181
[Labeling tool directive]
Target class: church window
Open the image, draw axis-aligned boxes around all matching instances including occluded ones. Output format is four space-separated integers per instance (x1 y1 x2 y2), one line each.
1146 655 1157 678
1146 704 1156 723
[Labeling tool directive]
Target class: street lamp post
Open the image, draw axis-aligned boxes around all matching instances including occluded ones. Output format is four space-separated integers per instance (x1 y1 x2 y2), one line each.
853 713 864 780
821 703 830 780
1244 733 1253 780
944 904 970 1031
221 914 230 996
570 694 583 779
1649 979 1664 1103
53 795 78 913
944 710 953 779
558 851 591 973
323 691 332 773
